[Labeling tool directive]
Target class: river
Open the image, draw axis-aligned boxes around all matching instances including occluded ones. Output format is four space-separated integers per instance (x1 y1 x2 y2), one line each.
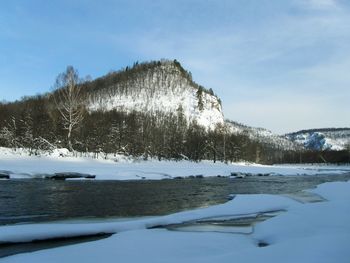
1 173 350 225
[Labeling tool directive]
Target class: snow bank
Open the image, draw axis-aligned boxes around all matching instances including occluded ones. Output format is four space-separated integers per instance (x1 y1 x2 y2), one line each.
1 147 348 180
1 181 350 262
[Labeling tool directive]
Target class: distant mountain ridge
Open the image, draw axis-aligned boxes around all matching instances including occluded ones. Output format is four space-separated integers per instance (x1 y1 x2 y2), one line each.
286 128 350 151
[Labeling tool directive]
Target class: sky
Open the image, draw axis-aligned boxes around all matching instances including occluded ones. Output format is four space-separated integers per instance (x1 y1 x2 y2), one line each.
0 0 349 134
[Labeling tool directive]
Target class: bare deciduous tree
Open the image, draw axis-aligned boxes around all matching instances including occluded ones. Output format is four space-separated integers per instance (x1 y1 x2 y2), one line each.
52 66 85 151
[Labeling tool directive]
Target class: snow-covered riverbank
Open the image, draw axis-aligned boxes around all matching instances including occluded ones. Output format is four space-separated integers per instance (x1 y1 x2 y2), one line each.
1 147 349 180
1 180 349 263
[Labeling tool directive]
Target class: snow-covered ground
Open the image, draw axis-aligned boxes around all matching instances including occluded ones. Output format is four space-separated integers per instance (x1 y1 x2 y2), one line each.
0 147 349 180
1 180 349 263
1 147 349 262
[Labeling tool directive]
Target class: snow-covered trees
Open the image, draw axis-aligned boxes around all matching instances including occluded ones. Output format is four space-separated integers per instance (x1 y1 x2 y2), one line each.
1 96 349 163
83 60 223 130
52 66 85 151
0 119 17 149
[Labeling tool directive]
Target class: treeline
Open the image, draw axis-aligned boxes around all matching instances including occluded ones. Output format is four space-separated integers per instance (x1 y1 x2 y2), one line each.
281 150 350 164
0 95 280 163
1 95 349 164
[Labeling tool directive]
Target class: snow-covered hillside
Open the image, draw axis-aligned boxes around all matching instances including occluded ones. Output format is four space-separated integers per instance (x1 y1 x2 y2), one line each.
286 128 350 151
226 121 301 151
85 60 224 129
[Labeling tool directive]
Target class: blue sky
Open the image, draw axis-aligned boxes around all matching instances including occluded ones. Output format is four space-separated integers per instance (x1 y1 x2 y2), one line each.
1 0 349 134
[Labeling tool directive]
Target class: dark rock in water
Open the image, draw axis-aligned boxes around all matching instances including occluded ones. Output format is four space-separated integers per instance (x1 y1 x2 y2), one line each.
232 172 264 178
46 172 95 180
257 241 269 247
0 173 10 179
257 173 270 176
0 171 11 179
187 175 203 179
233 173 246 178
230 172 247 177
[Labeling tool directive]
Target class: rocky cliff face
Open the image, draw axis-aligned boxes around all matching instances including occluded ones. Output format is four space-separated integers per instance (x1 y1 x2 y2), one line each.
84 60 224 129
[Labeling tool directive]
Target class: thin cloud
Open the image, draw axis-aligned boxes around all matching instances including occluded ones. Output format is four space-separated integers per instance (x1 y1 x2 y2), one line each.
305 0 338 9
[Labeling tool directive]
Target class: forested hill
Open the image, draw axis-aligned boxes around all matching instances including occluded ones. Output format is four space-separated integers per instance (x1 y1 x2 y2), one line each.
82 60 224 129
0 60 348 164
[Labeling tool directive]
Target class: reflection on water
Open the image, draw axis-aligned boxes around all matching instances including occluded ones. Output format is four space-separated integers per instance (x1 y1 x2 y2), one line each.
0 173 349 225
